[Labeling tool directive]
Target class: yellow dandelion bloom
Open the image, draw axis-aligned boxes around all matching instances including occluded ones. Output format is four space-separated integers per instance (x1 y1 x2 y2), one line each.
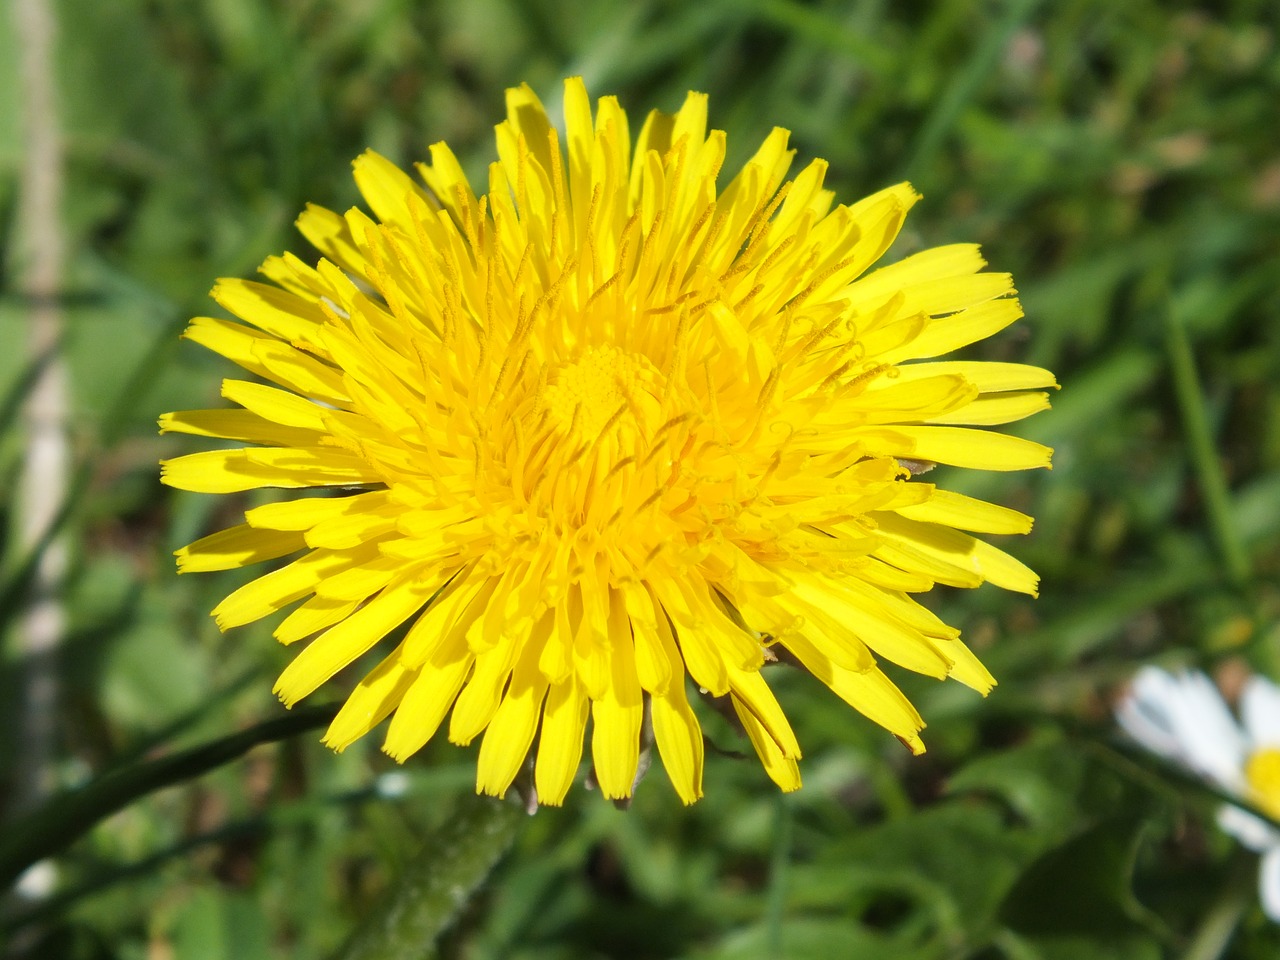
161 78 1054 806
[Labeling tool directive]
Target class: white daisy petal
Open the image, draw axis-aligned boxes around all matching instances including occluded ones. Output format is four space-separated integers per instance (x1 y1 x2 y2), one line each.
1242 676 1280 749
1119 668 1247 792
1260 847 1280 922
1116 667 1189 759
1164 671 1247 792
1218 803 1280 853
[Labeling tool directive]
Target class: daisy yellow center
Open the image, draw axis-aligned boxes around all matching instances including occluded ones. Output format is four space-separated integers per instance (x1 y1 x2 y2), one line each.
1246 747 1280 820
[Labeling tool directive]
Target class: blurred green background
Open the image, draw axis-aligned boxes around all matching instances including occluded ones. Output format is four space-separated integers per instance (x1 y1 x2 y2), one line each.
2 0 1279 957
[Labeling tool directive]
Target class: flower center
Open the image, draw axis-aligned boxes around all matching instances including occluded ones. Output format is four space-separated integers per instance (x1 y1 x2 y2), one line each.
541 346 663 440
1246 747 1280 820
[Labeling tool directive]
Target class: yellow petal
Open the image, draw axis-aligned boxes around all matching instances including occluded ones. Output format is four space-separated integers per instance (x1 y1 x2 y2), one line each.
176 524 305 573
538 598 574 684
838 374 978 424
211 278 326 345
649 577 763 696
783 634 925 751
274 594 358 645
305 502 401 550
211 546 375 629
624 581 673 695
274 575 434 705
448 628 525 746
848 243 987 308
562 76 595 243
416 141 476 224
221 379 331 431
590 600 644 799
870 534 984 590
818 182 918 296
295 203 366 276
732 696 801 792
382 636 474 762
475 633 550 797
159 409 323 448
161 447 380 494
651 684 704 804
534 677 590 806
182 317 283 385
245 491 391 531
790 577 947 678
932 634 997 694
726 665 800 758
927 391 1051 426
884 298 1023 363
352 149 433 235
828 665 927 754
313 552 404 602
401 570 485 667
323 643 419 751
889 360 1058 393
250 340 351 406
896 425 1053 472
504 82 555 172
873 511 1041 596
895 489 1033 535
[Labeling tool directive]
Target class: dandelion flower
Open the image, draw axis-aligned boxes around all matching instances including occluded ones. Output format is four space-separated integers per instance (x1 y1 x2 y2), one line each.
161 78 1054 805
1118 666 1280 920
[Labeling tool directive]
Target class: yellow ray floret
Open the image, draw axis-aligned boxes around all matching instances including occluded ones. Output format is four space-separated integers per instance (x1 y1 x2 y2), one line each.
161 77 1054 805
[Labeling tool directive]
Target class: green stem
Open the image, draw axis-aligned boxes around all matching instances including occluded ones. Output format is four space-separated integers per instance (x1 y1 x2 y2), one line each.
0 702 339 889
4 781 394 934
1163 298 1252 587
764 790 793 956
338 793 523 960
1178 849 1253 960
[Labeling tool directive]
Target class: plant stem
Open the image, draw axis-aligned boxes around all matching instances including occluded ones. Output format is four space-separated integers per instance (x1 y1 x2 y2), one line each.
0 703 339 889
1178 850 1253 960
764 790 793 957
339 794 524 960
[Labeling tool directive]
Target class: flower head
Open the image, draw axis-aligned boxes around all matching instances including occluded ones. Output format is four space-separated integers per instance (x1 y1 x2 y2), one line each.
161 78 1054 805
1117 665 1280 920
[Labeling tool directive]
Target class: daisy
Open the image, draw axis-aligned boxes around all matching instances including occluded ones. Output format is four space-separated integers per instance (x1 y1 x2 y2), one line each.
1117 665 1280 919
161 78 1054 805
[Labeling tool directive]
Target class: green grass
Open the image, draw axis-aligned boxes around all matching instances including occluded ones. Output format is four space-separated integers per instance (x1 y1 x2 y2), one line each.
2 0 1279 957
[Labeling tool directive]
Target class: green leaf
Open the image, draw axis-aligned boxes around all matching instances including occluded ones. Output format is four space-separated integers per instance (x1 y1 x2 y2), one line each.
999 815 1164 955
801 801 1038 945
947 737 1138 837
